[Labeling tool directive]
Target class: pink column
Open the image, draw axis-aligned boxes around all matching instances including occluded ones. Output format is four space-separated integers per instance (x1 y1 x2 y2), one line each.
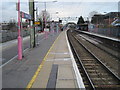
18 0 22 60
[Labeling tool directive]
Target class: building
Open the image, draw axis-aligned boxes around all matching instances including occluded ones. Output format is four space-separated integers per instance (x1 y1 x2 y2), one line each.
104 12 120 25
91 12 120 26
1 22 9 30
91 14 105 25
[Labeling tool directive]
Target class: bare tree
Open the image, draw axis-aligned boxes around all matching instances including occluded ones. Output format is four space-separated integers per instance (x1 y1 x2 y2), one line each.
39 10 50 22
38 10 50 30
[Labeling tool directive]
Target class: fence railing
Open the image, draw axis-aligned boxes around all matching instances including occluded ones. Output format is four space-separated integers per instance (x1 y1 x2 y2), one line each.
1 30 30 43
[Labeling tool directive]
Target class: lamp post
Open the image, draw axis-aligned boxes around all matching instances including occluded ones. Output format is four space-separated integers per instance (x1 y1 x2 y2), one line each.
17 0 22 60
35 0 57 30
49 12 59 34
29 0 36 48
35 1 57 39
35 7 39 45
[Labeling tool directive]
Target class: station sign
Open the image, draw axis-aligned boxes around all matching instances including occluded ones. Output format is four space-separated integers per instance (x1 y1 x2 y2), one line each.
44 28 49 32
35 21 40 25
21 12 31 20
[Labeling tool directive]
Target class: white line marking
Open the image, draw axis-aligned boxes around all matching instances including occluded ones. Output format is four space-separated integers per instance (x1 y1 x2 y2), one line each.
0 33 45 68
0 48 29 68
46 58 71 61
0 55 18 68
1 36 30 51
1 33 44 51
50 52 69 55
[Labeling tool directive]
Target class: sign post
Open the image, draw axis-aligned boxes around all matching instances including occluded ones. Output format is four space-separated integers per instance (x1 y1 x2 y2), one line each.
29 0 35 48
20 12 31 57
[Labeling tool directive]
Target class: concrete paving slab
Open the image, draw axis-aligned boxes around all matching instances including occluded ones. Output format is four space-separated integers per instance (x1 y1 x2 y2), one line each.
56 80 76 88
49 52 70 58
30 31 79 88
57 65 75 80
54 60 72 65
32 61 53 88
55 55 71 59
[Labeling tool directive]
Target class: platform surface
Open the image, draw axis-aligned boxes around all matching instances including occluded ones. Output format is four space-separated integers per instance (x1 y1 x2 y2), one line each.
2 32 60 88
31 31 79 88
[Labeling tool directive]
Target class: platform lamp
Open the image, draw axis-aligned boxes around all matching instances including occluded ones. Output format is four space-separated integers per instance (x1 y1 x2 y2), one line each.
17 0 22 60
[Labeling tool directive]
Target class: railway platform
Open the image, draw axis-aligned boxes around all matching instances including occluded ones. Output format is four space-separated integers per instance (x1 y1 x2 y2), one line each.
27 31 85 89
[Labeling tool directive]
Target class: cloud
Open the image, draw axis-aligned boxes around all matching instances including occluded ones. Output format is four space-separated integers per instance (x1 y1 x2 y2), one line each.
1 0 120 2
0 0 119 23
42 2 118 17
34 0 120 2
1 1 29 22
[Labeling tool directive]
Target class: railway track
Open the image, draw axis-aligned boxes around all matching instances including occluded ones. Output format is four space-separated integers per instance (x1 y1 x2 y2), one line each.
67 30 120 89
74 31 120 77
75 30 120 59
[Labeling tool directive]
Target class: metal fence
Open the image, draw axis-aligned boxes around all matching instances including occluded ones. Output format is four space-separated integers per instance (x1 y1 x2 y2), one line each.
1 30 30 43
89 27 120 38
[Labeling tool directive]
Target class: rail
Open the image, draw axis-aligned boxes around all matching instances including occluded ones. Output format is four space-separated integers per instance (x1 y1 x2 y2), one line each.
67 30 120 89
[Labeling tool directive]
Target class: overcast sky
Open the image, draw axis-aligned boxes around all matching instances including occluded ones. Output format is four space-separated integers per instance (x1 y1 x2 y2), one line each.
1 0 120 23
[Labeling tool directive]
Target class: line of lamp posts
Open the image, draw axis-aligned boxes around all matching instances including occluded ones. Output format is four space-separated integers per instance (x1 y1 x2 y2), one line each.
17 0 58 60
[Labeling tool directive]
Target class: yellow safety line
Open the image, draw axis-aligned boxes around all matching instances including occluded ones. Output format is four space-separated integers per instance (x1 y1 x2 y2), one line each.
26 33 61 89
